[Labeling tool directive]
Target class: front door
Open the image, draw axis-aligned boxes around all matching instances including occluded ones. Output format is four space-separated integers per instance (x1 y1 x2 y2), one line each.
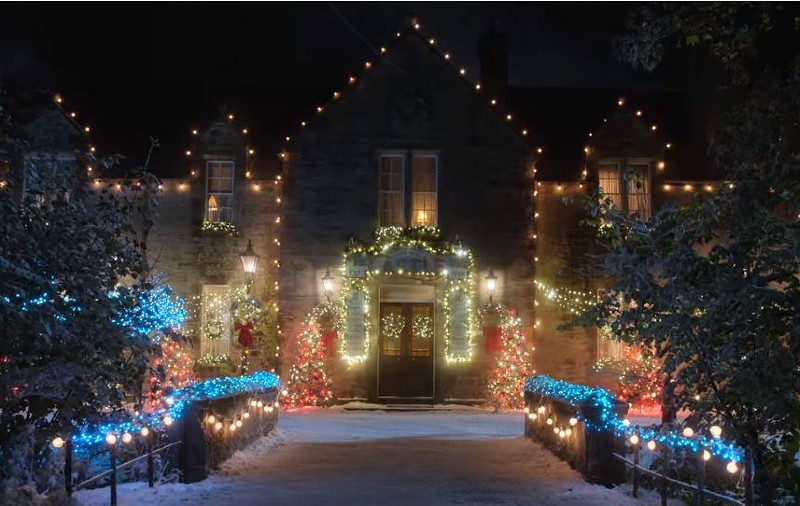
378 302 435 399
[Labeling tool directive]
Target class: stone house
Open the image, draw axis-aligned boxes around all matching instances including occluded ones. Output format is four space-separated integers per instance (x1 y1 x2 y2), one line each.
1 25 728 403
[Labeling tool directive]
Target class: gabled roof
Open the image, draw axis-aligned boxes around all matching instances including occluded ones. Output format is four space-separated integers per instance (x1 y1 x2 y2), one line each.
277 21 543 159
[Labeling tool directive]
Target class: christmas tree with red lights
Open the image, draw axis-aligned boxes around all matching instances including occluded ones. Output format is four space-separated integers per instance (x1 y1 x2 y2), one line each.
487 309 533 411
617 346 662 412
147 331 195 411
282 316 334 409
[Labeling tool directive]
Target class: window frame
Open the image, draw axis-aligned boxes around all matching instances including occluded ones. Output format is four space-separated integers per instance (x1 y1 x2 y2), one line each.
596 158 652 220
205 160 235 223
378 153 406 227
377 150 440 227
410 152 439 227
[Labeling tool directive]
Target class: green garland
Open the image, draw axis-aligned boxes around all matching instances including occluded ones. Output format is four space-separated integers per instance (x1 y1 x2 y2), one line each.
201 220 240 237
196 353 231 367
341 226 477 365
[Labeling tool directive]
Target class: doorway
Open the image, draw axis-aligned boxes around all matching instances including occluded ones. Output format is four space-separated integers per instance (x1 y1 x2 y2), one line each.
378 302 435 399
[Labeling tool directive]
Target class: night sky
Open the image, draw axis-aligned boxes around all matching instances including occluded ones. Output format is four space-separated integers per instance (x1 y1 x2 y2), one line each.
1 2 676 177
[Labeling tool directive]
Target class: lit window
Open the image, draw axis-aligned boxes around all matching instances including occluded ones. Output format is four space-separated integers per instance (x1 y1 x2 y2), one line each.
625 164 651 220
598 165 622 210
206 161 234 222
598 163 652 220
411 154 437 226
379 155 405 226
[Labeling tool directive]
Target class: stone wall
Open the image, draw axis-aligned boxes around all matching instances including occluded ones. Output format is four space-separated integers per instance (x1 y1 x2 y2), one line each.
533 182 598 384
279 33 535 400
146 176 281 364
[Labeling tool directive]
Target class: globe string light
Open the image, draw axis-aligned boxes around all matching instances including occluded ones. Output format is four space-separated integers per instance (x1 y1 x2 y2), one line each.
524 375 742 464
68 371 280 454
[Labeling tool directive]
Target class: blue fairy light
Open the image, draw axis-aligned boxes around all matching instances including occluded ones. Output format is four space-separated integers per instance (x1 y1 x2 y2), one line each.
524 375 742 463
70 371 281 453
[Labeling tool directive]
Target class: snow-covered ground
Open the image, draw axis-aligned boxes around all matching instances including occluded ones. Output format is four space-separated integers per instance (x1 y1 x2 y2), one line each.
73 409 654 505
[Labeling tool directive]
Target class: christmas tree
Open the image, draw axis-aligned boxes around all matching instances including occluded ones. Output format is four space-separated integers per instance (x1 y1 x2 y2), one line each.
617 347 662 412
146 332 195 411
282 314 334 409
486 309 534 411
594 345 663 412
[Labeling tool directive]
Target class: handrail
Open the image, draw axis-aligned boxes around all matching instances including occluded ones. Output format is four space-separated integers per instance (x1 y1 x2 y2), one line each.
612 453 744 506
74 441 182 491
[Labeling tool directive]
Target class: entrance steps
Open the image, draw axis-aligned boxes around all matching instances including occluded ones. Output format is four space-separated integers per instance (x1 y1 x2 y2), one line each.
338 401 489 412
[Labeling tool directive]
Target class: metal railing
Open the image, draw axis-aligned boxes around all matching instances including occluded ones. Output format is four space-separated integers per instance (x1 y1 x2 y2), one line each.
612 452 743 506
64 438 182 506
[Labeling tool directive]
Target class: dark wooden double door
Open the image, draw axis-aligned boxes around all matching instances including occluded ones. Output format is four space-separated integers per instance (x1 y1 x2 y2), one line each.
378 302 435 399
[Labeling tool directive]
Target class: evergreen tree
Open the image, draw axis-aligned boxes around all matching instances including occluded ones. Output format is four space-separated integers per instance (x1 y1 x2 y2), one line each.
282 314 334 409
147 330 194 411
487 310 533 411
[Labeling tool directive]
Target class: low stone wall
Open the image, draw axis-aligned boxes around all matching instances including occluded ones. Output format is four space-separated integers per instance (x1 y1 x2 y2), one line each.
523 389 628 486
172 388 279 483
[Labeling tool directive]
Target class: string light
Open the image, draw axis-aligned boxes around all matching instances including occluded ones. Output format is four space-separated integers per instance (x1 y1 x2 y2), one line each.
70 371 280 453
525 375 743 463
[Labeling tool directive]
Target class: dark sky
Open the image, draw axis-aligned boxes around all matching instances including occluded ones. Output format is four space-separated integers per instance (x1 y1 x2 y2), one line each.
1 2 673 177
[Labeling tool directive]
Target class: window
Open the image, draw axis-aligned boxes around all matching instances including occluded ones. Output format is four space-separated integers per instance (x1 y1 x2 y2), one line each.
378 152 439 227
24 154 77 204
598 162 651 220
379 155 405 226
411 154 438 227
598 165 622 210
625 164 651 220
206 161 234 222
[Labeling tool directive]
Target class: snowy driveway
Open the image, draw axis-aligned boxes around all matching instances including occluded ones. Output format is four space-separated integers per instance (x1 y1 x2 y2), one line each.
75 409 641 505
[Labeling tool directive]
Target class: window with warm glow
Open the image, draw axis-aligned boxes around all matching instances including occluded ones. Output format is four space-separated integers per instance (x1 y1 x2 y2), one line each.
625 164 651 220
411 154 438 227
206 161 234 222
379 155 405 226
598 165 622 210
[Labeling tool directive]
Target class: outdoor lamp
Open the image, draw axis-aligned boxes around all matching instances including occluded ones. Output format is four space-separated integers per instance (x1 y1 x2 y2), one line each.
486 268 498 303
239 239 260 280
322 268 334 300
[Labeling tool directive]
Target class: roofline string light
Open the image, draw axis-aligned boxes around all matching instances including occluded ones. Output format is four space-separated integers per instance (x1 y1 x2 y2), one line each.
183 115 281 193
51 94 97 177
277 17 543 162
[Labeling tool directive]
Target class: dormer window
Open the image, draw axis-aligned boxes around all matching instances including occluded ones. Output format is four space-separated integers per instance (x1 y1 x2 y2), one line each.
206 160 234 222
598 161 651 220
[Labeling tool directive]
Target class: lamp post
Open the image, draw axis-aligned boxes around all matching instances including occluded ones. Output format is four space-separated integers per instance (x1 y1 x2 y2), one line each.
486 268 498 303
239 239 260 294
238 240 259 375
322 268 333 302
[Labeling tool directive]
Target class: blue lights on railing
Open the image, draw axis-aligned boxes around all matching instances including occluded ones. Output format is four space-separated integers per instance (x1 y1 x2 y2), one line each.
524 375 743 463
70 371 281 453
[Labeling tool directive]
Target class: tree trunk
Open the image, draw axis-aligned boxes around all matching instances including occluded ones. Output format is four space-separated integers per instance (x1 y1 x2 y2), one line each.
660 375 677 424
747 427 774 506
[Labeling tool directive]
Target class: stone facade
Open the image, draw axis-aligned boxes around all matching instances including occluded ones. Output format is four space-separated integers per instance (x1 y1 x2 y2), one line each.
144 121 282 371
279 32 535 402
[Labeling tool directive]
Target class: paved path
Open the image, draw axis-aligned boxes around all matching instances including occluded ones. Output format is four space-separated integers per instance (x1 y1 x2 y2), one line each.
76 410 640 506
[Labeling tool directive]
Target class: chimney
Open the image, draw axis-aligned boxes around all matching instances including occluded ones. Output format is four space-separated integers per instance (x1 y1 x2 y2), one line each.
479 22 509 99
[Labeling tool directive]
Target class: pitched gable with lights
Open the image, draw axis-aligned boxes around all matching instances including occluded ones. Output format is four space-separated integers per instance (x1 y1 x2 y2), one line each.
278 24 538 403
